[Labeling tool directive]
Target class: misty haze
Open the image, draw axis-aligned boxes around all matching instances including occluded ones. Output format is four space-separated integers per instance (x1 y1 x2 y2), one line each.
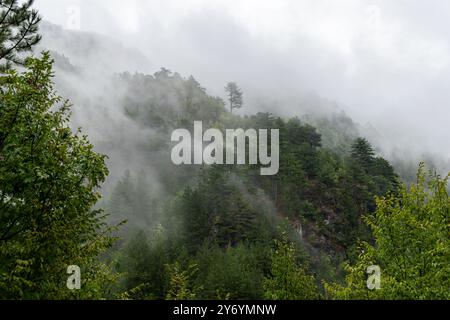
0 0 449 304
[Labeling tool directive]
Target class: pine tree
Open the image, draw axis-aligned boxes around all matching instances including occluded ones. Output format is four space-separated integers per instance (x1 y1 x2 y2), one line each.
0 0 41 72
351 137 375 169
225 82 243 113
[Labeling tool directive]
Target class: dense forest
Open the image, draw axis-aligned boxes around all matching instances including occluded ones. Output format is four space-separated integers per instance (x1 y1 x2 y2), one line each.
0 1 449 300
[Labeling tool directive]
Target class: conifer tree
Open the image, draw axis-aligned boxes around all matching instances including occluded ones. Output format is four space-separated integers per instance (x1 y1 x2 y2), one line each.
351 137 375 169
225 82 243 113
0 0 41 72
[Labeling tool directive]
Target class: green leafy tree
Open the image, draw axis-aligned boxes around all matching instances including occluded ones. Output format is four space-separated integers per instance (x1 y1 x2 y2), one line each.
0 0 41 71
263 235 320 300
0 53 116 299
225 82 243 113
194 244 267 299
165 262 198 300
325 164 450 299
114 227 173 299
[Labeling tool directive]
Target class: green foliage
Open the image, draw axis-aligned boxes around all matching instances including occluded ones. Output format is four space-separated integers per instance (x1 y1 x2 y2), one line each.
351 137 375 169
0 0 41 72
101 70 413 301
65 64 447 301
322 137 400 249
326 164 450 299
113 228 171 299
106 170 156 234
172 166 274 253
1 5 441 300
225 82 243 113
165 262 198 300
263 235 321 300
194 244 268 299
120 69 226 132
0 53 116 299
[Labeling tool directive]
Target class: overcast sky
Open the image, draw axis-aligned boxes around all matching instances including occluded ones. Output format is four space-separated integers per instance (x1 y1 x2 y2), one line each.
35 0 450 159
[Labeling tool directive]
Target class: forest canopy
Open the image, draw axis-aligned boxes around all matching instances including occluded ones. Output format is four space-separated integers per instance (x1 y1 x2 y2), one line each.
0 1 449 301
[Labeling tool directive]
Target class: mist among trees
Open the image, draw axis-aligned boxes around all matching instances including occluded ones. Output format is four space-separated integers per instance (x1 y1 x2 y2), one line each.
0 1 449 300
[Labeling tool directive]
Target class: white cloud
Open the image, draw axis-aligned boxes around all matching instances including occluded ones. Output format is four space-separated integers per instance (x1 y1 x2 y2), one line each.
34 0 450 159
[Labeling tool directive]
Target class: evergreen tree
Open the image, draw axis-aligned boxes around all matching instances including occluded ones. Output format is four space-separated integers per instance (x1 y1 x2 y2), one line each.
225 82 243 113
194 244 267 299
351 137 375 169
107 170 154 234
0 0 41 72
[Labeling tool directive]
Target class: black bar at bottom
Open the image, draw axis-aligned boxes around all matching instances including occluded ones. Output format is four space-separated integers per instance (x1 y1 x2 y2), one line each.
0 300 444 319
